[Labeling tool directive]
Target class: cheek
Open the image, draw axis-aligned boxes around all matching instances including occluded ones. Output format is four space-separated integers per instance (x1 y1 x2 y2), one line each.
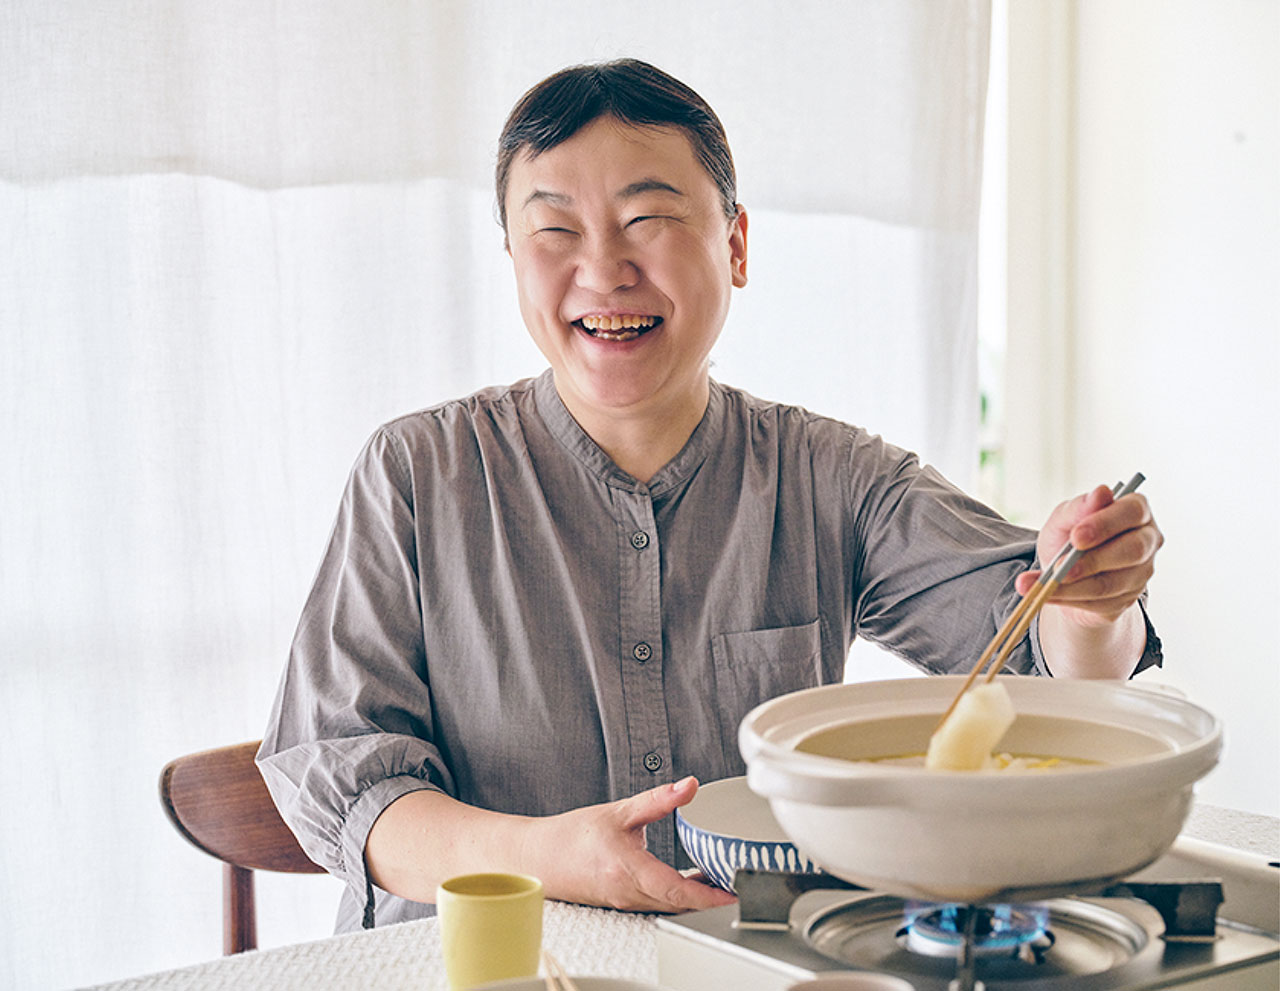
667 229 735 275
512 254 566 314
653 243 733 309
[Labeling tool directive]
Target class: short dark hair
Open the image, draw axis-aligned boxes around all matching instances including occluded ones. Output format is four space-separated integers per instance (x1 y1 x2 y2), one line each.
495 58 738 232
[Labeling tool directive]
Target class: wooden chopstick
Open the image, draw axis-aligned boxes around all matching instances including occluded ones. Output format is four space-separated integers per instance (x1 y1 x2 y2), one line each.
541 949 581 991
934 472 1146 731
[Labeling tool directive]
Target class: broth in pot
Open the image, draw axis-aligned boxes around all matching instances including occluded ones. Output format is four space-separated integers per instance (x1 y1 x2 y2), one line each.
794 688 1171 772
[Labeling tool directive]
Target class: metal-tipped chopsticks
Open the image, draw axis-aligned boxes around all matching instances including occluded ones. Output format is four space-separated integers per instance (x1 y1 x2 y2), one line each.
935 472 1147 730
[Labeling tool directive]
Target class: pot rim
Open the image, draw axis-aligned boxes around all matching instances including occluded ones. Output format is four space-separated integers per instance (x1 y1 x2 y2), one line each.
740 676 1223 807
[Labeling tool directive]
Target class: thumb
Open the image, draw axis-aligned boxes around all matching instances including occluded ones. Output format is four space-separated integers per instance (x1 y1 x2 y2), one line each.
619 776 698 830
1024 483 1116 596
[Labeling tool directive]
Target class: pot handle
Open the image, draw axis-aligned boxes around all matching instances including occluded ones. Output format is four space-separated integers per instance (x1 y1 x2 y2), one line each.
746 753 901 807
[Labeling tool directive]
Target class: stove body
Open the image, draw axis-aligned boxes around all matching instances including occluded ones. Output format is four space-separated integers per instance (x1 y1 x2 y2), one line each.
655 837 1279 990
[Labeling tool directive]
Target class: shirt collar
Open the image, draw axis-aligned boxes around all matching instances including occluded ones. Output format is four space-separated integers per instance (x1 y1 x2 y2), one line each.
532 368 723 495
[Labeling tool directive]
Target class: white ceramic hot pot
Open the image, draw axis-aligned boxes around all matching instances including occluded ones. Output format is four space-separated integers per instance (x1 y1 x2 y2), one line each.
739 676 1222 904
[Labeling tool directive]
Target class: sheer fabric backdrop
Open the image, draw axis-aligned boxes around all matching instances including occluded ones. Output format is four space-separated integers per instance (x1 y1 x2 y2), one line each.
0 2 990 986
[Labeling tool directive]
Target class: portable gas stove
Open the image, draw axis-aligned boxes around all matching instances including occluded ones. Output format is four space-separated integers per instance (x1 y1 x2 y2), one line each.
655 836 1279 990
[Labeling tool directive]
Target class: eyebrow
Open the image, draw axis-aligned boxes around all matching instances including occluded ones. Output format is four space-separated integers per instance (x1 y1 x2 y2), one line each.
521 189 571 210
520 178 685 211
617 178 685 200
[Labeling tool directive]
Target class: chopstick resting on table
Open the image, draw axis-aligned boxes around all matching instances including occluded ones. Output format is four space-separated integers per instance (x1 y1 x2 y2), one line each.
935 472 1147 730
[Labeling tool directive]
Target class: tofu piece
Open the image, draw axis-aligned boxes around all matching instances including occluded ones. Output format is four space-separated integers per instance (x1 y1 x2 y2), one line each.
926 681 1016 771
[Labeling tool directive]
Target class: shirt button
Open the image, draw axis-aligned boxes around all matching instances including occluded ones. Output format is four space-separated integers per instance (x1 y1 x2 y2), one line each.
632 641 652 663
643 752 663 773
630 530 650 550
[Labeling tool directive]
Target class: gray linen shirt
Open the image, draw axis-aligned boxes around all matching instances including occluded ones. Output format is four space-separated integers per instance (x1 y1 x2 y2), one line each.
258 370 1159 931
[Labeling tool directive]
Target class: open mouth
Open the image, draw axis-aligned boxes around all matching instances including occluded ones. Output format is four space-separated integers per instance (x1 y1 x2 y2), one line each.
574 314 662 342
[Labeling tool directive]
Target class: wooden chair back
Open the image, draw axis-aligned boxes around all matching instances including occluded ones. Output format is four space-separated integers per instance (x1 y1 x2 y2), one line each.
159 740 325 954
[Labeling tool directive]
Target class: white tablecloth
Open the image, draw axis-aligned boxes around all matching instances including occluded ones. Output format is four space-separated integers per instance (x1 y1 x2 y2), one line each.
81 900 658 991
81 805 1277 991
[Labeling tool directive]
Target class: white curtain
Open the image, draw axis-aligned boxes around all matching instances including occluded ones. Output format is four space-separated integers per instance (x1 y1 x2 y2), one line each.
0 2 990 986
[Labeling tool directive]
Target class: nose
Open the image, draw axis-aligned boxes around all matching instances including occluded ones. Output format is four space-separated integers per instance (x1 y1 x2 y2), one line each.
574 233 639 294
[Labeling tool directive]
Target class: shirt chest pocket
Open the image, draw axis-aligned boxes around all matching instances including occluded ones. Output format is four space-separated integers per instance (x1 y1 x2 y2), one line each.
710 619 822 774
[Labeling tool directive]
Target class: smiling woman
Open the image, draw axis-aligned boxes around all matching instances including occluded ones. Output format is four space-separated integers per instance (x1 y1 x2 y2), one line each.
504 113 748 480
1 5 1002 988
252 55 1162 945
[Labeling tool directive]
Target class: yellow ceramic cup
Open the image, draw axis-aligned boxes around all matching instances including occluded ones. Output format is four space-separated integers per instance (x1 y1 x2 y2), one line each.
437 873 544 990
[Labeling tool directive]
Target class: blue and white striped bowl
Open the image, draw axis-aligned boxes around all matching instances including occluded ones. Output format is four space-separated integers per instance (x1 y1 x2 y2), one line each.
676 775 823 892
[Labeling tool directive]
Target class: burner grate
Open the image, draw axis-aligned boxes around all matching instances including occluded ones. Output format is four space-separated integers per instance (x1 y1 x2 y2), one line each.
656 845 1280 991
804 893 1147 985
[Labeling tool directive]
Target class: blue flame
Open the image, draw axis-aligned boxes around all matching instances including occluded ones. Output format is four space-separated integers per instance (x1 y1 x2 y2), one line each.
904 902 1050 950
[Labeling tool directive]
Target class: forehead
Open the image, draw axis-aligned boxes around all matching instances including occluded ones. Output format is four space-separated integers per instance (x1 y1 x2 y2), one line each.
505 116 712 209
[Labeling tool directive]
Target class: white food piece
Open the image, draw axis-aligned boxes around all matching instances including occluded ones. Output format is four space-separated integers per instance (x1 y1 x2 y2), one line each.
926 681 1016 771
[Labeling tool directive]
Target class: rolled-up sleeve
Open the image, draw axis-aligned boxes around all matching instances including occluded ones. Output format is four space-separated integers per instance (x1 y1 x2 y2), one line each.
257 427 453 925
846 441 1041 675
846 438 1162 679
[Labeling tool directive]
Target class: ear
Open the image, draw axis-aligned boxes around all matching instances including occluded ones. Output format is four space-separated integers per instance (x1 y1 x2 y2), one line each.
728 206 748 288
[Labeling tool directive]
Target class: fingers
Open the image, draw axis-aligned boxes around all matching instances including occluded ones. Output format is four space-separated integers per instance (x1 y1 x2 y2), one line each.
617 775 698 830
1037 492 1160 585
1060 503 1160 624
596 777 739 912
1028 486 1162 629
1079 482 1116 520
1059 526 1161 585
1045 484 1111 543
1058 499 1161 602
1054 567 1155 613
1014 570 1042 596
1068 491 1154 551
623 859 738 913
